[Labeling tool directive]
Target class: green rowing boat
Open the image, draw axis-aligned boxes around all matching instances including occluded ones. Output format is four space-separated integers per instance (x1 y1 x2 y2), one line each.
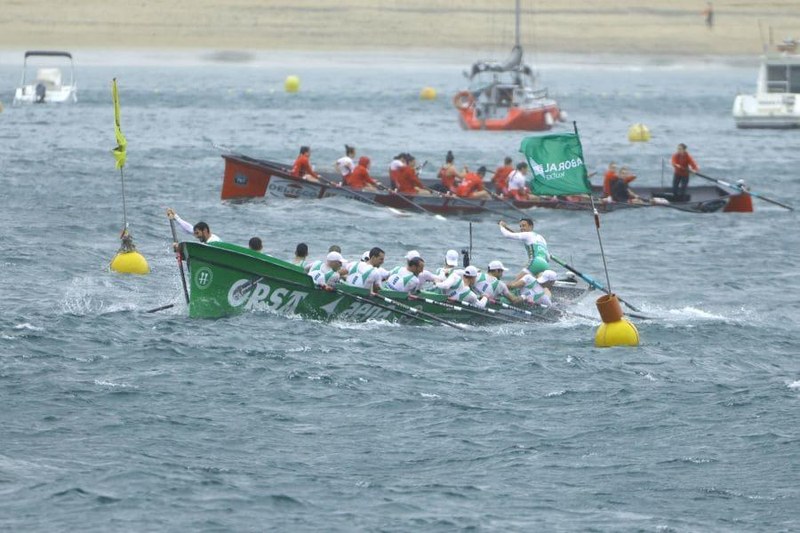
180 241 585 324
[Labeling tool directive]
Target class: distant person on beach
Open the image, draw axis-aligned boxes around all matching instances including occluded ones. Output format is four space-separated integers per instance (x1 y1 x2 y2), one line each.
166 208 220 243
671 143 699 200
334 145 356 181
492 157 514 196
291 146 320 182
703 2 714 29
248 237 263 252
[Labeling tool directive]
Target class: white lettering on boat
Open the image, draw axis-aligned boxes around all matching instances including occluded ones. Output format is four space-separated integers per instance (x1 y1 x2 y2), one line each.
227 279 307 314
337 302 393 321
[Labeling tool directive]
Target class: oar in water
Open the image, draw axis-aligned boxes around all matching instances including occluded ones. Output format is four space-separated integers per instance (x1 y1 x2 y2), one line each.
370 292 467 330
409 294 522 324
374 183 447 221
692 171 794 211
549 254 642 313
146 303 175 313
313 175 409 217
169 218 190 304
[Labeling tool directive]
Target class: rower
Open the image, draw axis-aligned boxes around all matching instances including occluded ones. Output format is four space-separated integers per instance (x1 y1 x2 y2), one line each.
455 166 492 200
383 256 428 293
492 157 514 196
291 146 320 182
293 242 309 269
509 269 558 307
435 249 460 279
474 260 523 304
437 150 466 194
344 247 388 292
389 153 406 189
248 237 264 253
395 155 430 195
308 251 346 289
435 265 488 308
602 162 619 198
499 217 550 279
345 156 379 191
334 144 356 182
166 208 220 243
506 162 531 201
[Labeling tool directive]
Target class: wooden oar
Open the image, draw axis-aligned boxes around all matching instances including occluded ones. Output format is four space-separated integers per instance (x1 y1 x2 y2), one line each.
419 185 515 218
169 219 190 304
374 183 447 221
409 294 522 324
549 254 642 313
313 175 409 217
692 171 794 211
370 292 468 330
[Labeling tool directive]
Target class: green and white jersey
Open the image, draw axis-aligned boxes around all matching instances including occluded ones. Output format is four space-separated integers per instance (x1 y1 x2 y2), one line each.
308 263 340 288
500 226 549 265
474 273 509 299
435 273 487 308
345 261 388 289
519 274 552 307
384 267 421 293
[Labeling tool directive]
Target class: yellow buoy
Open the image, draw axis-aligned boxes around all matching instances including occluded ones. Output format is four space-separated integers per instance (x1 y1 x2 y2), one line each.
110 250 150 275
419 86 437 100
594 294 639 347
628 123 651 142
284 75 300 93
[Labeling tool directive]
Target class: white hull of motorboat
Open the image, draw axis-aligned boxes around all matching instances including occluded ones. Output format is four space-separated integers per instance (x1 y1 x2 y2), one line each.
733 93 800 128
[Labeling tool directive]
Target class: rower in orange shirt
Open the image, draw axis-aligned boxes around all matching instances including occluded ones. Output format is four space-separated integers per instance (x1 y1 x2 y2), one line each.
291 146 320 181
437 150 466 194
455 166 492 200
602 162 619 197
394 155 430 195
345 157 378 191
492 157 514 196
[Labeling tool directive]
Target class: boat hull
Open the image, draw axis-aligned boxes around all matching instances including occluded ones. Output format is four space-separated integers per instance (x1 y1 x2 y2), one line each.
733 94 800 128
220 154 734 214
457 103 561 131
181 242 577 323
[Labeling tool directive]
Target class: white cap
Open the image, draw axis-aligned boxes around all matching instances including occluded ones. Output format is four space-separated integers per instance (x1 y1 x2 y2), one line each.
405 250 421 260
487 260 507 271
326 251 344 263
361 250 370 261
445 249 459 267
463 265 479 277
536 269 558 284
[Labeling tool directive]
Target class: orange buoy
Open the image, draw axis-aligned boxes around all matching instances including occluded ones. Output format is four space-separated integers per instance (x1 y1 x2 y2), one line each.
723 193 754 213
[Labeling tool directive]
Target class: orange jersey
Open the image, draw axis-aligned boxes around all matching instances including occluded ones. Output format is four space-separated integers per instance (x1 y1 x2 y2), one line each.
671 152 698 177
492 165 513 192
346 164 376 189
395 166 423 194
456 172 485 197
292 154 317 178
438 165 459 192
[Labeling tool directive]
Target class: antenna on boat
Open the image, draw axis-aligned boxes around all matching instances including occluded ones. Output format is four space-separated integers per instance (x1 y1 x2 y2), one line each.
515 0 521 48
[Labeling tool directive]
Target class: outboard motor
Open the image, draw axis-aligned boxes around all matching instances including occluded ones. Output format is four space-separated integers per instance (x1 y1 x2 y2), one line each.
35 83 46 103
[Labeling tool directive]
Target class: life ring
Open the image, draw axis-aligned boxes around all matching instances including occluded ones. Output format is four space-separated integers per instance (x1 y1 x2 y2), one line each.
453 91 474 110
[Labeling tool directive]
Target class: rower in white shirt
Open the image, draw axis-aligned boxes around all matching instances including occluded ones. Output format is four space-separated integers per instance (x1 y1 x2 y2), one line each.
334 144 356 182
508 269 558 307
474 260 523 304
435 249 461 279
308 251 346 289
435 265 488 308
344 247 389 292
383 256 429 293
506 162 531 200
166 208 220 243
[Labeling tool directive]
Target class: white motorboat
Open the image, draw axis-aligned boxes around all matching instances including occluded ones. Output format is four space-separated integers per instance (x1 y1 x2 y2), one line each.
733 37 800 128
13 51 78 105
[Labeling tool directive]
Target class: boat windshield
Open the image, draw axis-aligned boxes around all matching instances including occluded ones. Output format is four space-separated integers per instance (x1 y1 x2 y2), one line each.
766 63 800 93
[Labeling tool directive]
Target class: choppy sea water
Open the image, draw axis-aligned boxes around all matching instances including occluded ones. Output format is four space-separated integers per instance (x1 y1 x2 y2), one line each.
1 51 799 531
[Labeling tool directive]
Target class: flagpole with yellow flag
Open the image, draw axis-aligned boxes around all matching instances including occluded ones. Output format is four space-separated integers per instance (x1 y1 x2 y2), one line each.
110 78 150 275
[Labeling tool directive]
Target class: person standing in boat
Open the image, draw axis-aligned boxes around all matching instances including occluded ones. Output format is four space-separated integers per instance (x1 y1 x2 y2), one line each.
455 166 492 200
334 145 356 183
506 162 531 201
166 208 220 243
345 156 379 191
499 218 550 279
671 143 699 201
292 146 320 182
308 251 346 289
474 261 524 305
492 157 514 196
436 150 466 194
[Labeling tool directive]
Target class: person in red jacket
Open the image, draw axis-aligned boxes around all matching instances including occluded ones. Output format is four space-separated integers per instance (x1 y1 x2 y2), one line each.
291 146 320 181
456 166 492 200
394 155 429 195
345 156 378 191
602 162 619 197
671 143 699 200
437 150 466 193
492 157 514 196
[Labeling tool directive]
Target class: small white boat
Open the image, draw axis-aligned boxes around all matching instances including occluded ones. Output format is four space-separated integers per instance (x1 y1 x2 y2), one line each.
13 51 77 105
733 37 800 128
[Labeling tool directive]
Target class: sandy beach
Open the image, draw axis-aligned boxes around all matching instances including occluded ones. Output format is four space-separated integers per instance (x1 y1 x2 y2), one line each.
1 1 799 57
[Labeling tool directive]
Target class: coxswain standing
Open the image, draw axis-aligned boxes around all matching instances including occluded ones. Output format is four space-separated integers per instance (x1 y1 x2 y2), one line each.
345 157 379 191
670 143 699 200
474 260 523 304
499 218 550 279
334 145 356 182
344 247 388 292
437 150 467 194
506 162 531 201
292 146 320 182
166 208 220 243
455 166 492 200
508 269 558 307
308 251 346 289
434 265 488 308
492 157 514 196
